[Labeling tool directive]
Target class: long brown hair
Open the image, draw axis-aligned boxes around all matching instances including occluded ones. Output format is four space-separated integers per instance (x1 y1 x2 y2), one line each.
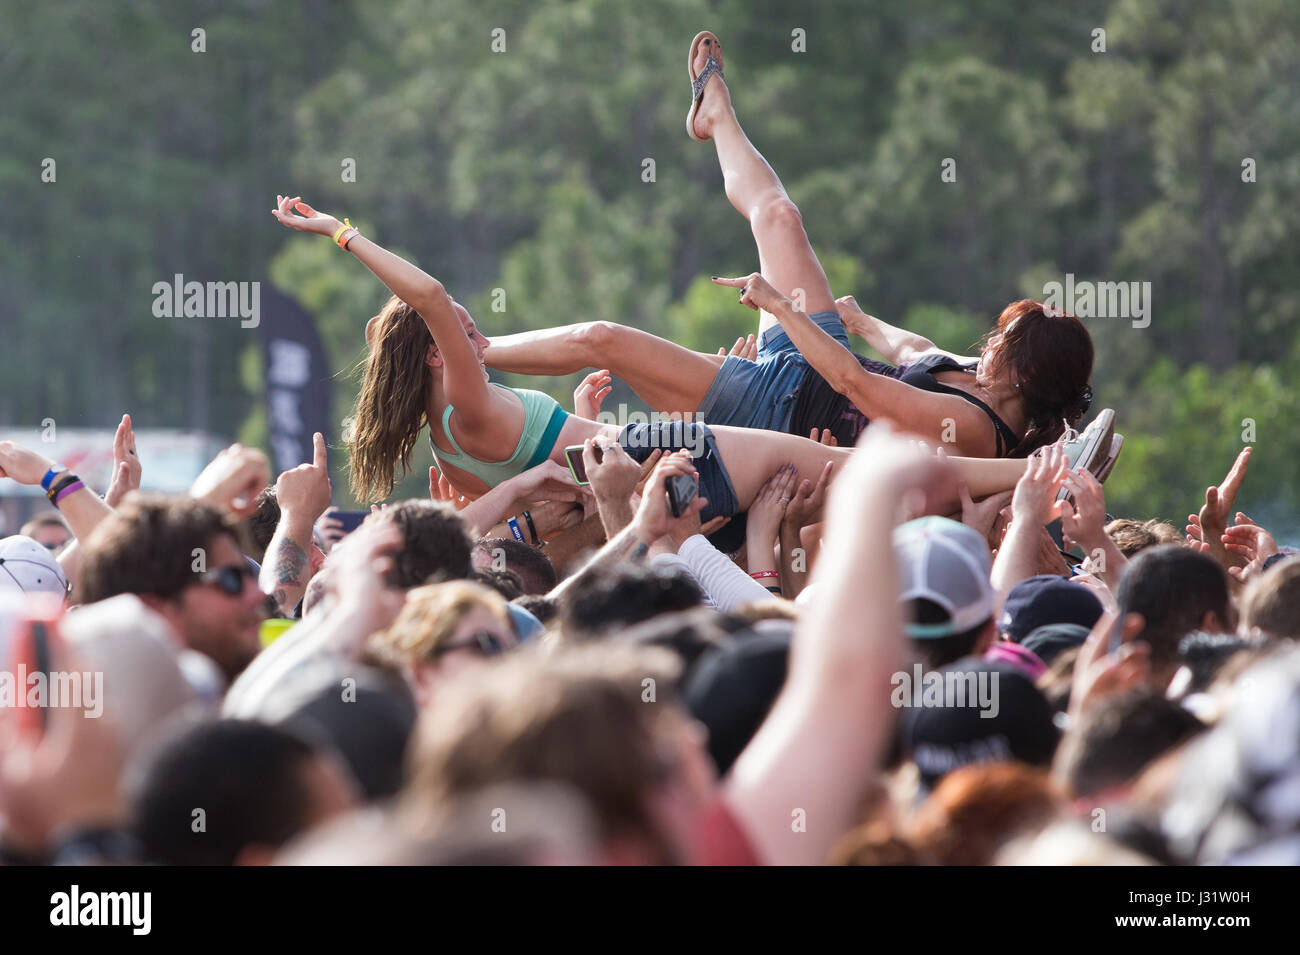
349 295 434 502
981 299 1094 456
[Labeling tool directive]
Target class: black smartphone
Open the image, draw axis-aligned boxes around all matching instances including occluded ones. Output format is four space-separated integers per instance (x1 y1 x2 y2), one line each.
564 443 604 486
666 473 699 518
332 510 368 535
12 601 63 738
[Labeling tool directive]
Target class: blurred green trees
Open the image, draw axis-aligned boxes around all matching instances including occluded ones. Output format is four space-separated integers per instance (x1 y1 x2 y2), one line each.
4 0 1298 535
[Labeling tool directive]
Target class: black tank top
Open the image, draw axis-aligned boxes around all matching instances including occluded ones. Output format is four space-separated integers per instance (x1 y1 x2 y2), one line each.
789 352 1020 457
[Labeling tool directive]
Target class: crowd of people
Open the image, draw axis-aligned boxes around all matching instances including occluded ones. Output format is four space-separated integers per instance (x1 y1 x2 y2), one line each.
1 32 1297 866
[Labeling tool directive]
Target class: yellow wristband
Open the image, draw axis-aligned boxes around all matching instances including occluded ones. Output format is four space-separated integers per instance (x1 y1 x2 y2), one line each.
331 218 353 246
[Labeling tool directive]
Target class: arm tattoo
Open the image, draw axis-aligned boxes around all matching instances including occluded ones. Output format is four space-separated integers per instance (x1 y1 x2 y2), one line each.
273 537 309 585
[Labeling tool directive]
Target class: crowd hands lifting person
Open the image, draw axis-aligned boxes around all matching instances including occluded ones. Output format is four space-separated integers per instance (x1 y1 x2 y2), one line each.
2 402 1298 866
3 31 1300 867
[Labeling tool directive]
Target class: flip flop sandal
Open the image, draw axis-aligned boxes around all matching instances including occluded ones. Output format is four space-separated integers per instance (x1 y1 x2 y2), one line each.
687 31 724 143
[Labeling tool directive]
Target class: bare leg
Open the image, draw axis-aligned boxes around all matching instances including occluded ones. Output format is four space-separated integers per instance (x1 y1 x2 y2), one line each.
485 321 723 414
711 425 1025 511
691 37 836 338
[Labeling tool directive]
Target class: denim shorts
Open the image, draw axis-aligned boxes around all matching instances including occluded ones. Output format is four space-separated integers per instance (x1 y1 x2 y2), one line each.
696 311 849 434
618 421 739 521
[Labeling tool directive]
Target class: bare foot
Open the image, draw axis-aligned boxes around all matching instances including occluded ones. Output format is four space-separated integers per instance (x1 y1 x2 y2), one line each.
691 35 732 141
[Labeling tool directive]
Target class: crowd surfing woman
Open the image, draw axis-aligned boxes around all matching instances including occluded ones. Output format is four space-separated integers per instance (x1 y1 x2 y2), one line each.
269 197 1067 523
482 31 1108 464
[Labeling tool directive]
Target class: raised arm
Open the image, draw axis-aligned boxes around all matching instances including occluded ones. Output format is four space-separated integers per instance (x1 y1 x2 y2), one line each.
835 295 938 366
724 424 957 865
714 274 988 452
271 195 492 417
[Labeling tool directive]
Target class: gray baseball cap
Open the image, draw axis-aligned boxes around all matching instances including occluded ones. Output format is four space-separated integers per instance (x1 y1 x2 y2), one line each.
894 516 995 638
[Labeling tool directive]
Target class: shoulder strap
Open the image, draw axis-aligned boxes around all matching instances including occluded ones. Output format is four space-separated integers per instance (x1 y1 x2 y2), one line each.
911 354 1018 456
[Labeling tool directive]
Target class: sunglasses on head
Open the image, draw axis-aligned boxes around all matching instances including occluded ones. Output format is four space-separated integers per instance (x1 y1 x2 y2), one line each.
433 630 508 659
198 563 258 596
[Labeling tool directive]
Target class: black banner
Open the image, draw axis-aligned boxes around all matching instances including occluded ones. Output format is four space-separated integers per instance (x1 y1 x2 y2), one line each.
254 285 334 476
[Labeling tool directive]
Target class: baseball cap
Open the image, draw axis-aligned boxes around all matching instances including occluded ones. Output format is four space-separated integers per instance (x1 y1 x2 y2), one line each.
901 657 1060 791
985 639 1048 680
1021 622 1091 666
0 535 69 597
999 575 1103 643
683 622 792 775
894 517 994 639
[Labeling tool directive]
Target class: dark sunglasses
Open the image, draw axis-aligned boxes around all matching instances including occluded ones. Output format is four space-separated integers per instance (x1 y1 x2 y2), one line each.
198 564 259 596
433 630 508 659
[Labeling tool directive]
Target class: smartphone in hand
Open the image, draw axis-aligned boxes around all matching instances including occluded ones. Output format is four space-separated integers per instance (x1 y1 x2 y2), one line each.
8 596 65 739
564 444 604 486
666 473 699 518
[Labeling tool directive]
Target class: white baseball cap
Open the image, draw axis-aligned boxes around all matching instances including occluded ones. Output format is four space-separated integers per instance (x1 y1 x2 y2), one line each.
0 535 69 597
893 517 995 638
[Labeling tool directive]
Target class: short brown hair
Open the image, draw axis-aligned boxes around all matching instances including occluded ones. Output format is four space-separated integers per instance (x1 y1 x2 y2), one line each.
404 644 683 858
78 493 238 604
367 499 472 588
1240 560 1300 641
1105 518 1182 558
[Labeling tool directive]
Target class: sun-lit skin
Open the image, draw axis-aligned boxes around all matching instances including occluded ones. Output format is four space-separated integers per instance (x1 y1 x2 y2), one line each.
367 300 490 382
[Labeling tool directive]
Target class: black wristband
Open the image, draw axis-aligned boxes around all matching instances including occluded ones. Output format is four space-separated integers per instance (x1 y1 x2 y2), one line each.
522 509 539 545
46 472 80 502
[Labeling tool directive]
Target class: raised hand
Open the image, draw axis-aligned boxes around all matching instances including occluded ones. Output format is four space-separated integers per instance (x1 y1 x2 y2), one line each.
747 463 798 550
0 440 56 487
631 451 708 544
275 432 333 523
959 484 1013 549
270 195 341 237
834 294 872 335
190 443 271 519
1010 444 1069 528
1223 513 1279 583
808 427 838 447
573 369 613 420
429 467 473 510
1188 447 1252 571
1059 467 1108 552
784 460 834 531
712 273 790 314
718 335 757 360
1069 612 1150 719
104 413 143 508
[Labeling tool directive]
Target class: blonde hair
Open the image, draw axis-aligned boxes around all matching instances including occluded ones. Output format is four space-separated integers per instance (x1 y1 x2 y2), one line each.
370 580 512 665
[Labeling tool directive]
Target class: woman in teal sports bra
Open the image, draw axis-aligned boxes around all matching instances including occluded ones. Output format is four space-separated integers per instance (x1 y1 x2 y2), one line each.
270 194 1045 518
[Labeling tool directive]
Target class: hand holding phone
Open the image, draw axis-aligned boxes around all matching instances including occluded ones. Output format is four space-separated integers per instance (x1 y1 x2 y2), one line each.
564 443 604 486
666 472 699 518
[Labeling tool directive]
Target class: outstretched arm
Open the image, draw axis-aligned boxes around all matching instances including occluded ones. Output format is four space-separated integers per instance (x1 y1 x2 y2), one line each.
271 195 493 419
835 295 937 366
715 275 988 453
